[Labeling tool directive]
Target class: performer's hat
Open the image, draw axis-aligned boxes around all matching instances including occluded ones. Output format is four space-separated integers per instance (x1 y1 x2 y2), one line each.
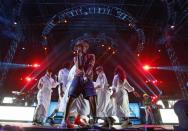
95 66 103 72
143 93 149 97
74 40 89 51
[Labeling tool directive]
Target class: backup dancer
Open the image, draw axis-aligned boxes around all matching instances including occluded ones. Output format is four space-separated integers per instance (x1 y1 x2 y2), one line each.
94 66 115 128
94 66 111 117
33 69 59 125
111 65 138 128
61 40 97 128
47 63 70 124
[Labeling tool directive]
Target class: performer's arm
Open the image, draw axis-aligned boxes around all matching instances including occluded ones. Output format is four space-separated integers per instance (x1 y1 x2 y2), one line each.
124 79 140 97
58 85 64 97
123 79 135 92
110 75 118 98
85 54 95 77
37 78 43 89
52 76 59 88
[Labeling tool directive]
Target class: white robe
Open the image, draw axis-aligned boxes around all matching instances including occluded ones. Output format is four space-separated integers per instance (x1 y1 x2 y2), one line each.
58 68 69 92
37 75 58 117
59 66 76 112
94 72 113 117
57 68 69 110
112 74 134 118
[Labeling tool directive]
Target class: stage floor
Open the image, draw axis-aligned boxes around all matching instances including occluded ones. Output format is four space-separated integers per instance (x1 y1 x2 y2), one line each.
0 122 175 131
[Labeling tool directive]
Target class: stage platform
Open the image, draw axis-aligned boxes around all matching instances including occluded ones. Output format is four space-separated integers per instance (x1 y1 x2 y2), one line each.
0 122 175 131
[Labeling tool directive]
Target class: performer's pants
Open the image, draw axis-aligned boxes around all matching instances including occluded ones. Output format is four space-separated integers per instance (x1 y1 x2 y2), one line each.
33 104 46 123
68 76 96 99
145 106 155 124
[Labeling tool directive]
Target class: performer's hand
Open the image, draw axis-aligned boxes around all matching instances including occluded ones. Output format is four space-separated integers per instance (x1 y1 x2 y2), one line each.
110 92 116 99
54 75 58 82
60 91 64 97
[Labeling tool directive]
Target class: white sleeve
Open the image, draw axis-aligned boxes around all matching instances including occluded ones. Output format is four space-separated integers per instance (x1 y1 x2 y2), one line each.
37 78 44 89
100 74 106 88
123 79 135 92
112 75 118 87
58 70 62 83
112 75 119 90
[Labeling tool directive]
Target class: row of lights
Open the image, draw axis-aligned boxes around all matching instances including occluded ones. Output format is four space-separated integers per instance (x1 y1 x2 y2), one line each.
101 44 117 54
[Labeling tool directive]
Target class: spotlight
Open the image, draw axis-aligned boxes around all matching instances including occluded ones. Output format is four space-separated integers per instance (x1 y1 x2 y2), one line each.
112 51 116 54
25 77 32 82
44 47 47 50
137 53 140 57
152 80 158 84
108 47 111 50
14 22 17 25
170 25 175 29
22 47 25 50
143 65 150 71
32 63 40 68
158 49 161 52
64 19 68 23
101 44 105 47
128 23 132 27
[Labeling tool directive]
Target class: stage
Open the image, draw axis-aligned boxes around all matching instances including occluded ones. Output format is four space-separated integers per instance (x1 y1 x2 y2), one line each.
0 122 175 131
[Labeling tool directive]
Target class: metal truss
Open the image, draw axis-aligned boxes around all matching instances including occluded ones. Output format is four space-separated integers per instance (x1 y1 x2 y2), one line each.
165 33 188 99
0 1 24 86
41 4 145 54
164 0 188 99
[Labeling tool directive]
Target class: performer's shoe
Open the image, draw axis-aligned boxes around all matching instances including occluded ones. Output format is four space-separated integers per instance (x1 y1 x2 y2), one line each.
61 120 75 128
101 117 115 128
74 116 88 127
47 117 55 126
121 120 130 128
32 120 44 126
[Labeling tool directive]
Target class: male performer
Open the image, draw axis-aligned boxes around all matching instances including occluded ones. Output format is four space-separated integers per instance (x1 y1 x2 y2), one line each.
94 66 110 117
111 65 138 128
33 69 59 125
143 94 155 124
61 40 97 128
47 62 71 124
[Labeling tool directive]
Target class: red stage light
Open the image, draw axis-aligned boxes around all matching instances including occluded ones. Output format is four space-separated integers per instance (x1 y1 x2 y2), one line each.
108 47 111 50
32 63 40 68
25 77 32 82
44 47 47 50
152 80 158 84
143 65 150 71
